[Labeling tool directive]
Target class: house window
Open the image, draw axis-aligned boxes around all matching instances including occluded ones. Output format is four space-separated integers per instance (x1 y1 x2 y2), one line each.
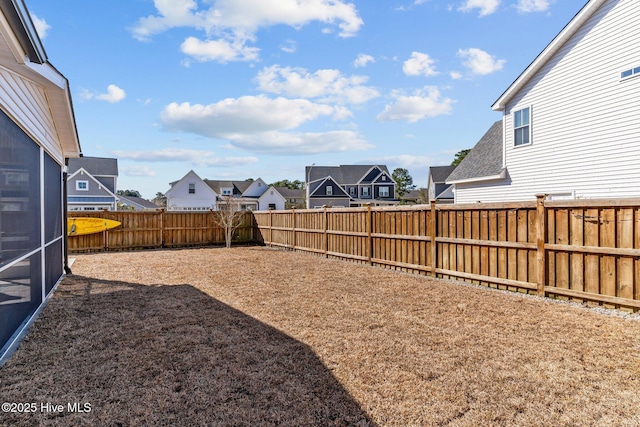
362 187 370 197
326 186 333 196
349 187 356 196
513 107 531 146
620 66 640 80
188 183 195 194
76 180 88 191
222 188 233 195
379 187 389 198
381 176 386 181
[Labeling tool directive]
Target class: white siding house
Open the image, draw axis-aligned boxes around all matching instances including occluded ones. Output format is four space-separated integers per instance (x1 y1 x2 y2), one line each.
165 170 217 211
449 0 640 203
257 186 287 210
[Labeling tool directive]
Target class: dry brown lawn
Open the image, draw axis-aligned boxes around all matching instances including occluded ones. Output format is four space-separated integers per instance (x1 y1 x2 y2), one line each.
1 247 640 426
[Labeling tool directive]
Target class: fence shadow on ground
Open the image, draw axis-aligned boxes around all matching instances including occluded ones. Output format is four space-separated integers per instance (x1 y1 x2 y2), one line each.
0 275 375 427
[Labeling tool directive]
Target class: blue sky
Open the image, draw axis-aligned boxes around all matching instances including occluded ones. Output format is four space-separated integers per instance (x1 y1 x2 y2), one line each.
27 0 585 198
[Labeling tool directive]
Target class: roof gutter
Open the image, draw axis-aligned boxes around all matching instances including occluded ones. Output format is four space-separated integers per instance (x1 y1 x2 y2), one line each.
447 168 508 185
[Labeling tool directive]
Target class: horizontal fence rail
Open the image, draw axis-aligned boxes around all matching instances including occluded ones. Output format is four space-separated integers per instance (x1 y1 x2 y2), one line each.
67 210 254 253
254 196 640 312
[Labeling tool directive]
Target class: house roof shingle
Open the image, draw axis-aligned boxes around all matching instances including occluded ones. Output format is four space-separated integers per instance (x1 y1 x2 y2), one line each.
429 165 457 183
68 157 118 176
446 121 504 183
273 187 304 199
306 165 390 184
118 195 159 210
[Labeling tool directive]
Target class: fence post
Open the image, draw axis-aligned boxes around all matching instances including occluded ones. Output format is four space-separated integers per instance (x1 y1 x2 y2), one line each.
323 207 328 257
160 209 166 248
367 205 373 266
291 208 296 250
102 209 109 252
268 209 273 247
535 194 547 296
429 201 437 277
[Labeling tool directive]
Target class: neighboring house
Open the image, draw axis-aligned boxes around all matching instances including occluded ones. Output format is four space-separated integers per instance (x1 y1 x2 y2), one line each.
166 170 217 211
67 157 118 211
401 188 429 205
0 0 81 362
449 0 640 203
165 171 269 211
118 195 159 211
205 178 267 211
427 166 456 203
257 186 287 210
306 165 398 208
275 187 305 209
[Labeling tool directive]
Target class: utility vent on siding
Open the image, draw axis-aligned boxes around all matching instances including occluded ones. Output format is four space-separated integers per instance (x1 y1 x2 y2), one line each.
620 66 640 80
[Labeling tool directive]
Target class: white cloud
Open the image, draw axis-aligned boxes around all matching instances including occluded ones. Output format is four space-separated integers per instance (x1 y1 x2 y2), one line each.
113 148 258 167
516 0 550 13
255 65 379 105
354 53 375 68
160 95 341 137
280 39 296 53
132 0 363 61
376 86 454 123
458 48 505 75
121 165 157 177
450 71 463 80
158 95 371 155
180 36 259 63
30 14 50 40
403 52 438 77
458 0 500 17
229 130 372 154
80 84 127 103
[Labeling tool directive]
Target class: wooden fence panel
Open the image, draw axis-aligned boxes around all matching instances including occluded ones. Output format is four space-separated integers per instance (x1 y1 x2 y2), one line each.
70 198 640 312
69 210 253 252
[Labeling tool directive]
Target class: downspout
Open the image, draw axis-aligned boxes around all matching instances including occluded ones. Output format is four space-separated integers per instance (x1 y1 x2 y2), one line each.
63 157 71 274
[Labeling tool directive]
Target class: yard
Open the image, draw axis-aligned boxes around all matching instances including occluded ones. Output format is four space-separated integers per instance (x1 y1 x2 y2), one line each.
1 247 640 426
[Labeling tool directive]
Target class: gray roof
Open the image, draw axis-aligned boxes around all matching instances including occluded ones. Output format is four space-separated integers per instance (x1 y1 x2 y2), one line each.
204 179 253 195
68 156 118 176
446 121 503 182
429 165 457 183
273 187 304 199
306 165 390 184
118 195 158 209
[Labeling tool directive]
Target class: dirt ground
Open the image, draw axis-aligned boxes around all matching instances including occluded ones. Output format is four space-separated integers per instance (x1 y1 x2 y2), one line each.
1 246 640 426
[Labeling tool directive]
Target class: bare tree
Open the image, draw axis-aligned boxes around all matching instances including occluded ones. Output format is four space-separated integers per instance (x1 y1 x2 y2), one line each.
214 196 245 248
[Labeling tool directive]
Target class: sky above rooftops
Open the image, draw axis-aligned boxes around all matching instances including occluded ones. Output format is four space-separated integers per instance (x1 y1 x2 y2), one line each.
27 0 584 198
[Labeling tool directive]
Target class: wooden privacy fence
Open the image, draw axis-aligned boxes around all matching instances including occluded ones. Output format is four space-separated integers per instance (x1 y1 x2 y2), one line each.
253 196 640 312
67 210 254 253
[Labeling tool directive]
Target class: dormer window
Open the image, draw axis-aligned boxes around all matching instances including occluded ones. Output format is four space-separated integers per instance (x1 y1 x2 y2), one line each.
326 186 333 196
221 188 233 195
76 180 88 191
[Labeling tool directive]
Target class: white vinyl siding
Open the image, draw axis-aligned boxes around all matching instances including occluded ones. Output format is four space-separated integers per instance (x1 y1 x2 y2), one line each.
456 0 640 203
